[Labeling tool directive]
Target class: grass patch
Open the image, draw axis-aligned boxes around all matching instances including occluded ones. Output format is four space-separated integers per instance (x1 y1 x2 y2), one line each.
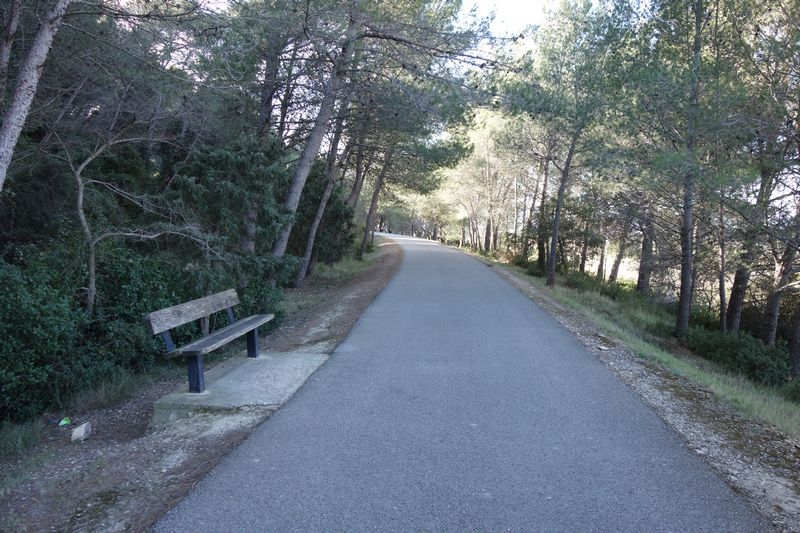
67 364 180 414
313 255 374 283
0 363 184 460
308 237 387 284
497 262 800 438
0 419 44 459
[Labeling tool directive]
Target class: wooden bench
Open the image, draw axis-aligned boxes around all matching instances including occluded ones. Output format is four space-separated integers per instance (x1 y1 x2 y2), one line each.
144 289 274 393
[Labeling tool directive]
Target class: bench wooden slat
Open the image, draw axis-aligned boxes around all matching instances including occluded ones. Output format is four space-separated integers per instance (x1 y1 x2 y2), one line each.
144 289 240 334
172 313 274 357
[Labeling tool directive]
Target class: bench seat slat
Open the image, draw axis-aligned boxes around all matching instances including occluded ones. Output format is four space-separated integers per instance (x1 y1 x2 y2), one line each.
170 314 275 357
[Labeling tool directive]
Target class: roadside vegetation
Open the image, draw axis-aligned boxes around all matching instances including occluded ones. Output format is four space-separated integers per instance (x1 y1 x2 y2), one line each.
0 1 480 443
384 0 800 435
4 0 800 462
511 264 800 438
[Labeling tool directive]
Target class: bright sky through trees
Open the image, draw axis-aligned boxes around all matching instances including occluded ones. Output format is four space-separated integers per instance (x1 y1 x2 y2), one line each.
464 0 549 35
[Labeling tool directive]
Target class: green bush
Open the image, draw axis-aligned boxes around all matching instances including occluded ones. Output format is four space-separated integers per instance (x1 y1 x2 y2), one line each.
0 132 357 425
563 272 637 302
511 255 529 267
564 271 597 291
687 328 789 387
0 259 86 421
689 307 720 330
526 261 545 277
0 242 290 422
780 380 800 404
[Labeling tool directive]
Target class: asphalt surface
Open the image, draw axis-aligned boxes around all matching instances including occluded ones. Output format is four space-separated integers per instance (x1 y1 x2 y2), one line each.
155 235 767 532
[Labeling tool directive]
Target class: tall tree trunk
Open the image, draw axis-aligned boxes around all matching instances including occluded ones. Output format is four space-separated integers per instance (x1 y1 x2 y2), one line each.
547 130 580 287
789 306 800 378
492 220 499 251
512 177 518 247
761 269 790 347
346 112 371 208
257 36 288 136
484 217 492 253
676 0 703 339
717 197 727 332
726 265 750 332
277 43 298 144
295 101 349 287
579 217 590 273
637 215 654 294
358 149 393 259
241 203 257 254
521 175 541 260
761 227 799 345
596 236 607 281
75 172 96 315
0 0 73 192
608 217 633 283
726 167 773 331
272 3 359 258
537 160 550 272
0 0 22 108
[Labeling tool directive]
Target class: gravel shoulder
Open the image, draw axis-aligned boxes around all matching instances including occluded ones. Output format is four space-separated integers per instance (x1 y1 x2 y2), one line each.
484 258 800 532
0 240 402 533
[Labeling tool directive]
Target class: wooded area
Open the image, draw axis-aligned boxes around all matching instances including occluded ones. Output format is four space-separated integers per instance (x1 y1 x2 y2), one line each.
0 0 479 422
3 0 800 425
385 0 800 396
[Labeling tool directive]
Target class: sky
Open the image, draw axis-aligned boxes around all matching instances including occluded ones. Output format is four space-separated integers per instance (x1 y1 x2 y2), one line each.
463 0 550 37
200 0 552 35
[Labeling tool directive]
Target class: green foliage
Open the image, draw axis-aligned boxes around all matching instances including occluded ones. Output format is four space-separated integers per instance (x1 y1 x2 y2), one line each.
779 380 800 404
0 419 43 458
175 135 291 253
558 270 791 388
0 258 87 421
287 162 355 264
526 261 545 277
0 238 289 422
564 271 637 302
686 328 789 387
511 255 529 268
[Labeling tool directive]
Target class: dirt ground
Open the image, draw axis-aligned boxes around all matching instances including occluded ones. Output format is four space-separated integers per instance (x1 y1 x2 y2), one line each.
0 240 402 533
489 261 800 533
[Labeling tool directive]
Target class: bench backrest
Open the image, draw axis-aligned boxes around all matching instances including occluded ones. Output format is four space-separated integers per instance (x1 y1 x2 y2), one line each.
144 289 240 334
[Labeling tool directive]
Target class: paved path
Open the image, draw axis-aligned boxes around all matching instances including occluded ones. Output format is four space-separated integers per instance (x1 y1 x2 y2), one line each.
156 235 766 532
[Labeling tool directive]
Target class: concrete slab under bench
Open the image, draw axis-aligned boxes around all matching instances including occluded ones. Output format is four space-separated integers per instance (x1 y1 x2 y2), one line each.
152 351 328 426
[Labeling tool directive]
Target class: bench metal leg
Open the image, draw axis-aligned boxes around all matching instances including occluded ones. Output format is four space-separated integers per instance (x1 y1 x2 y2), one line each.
187 355 205 393
247 329 259 358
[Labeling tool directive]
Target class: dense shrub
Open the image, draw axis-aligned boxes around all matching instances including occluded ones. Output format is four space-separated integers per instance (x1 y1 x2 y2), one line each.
780 380 800 403
564 272 637 303
686 328 790 387
511 255 529 268
564 271 596 291
287 163 355 265
526 261 545 277
558 269 792 389
688 307 720 330
0 259 86 421
0 133 359 424
0 244 290 422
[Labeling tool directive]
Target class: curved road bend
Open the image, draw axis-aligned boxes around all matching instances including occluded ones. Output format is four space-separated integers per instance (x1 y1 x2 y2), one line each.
156 234 767 532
